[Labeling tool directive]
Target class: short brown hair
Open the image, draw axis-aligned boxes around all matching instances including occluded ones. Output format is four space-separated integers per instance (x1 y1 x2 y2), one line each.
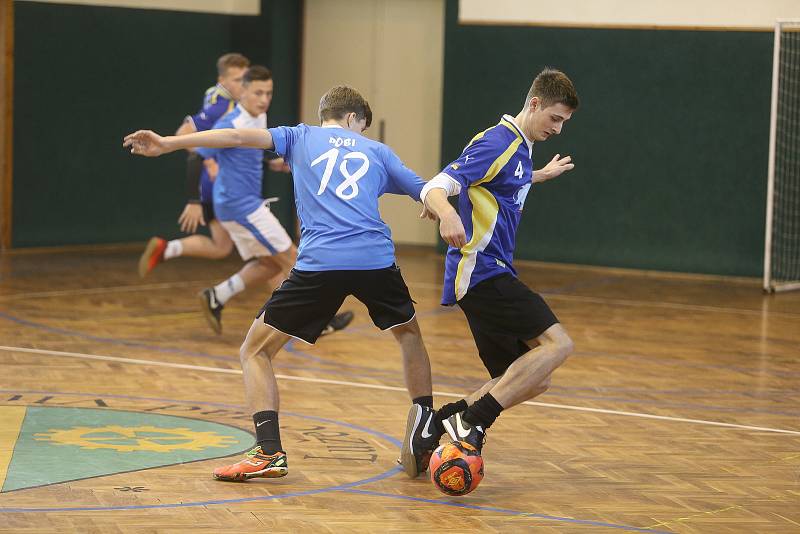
318 86 372 128
243 65 272 85
216 53 250 76
527 67 579 110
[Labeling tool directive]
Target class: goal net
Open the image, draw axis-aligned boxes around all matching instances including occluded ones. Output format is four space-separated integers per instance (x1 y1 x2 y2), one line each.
765 20 800 292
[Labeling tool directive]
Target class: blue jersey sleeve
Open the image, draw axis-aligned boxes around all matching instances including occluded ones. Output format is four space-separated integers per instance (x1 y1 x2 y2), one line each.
442 134 504 187
190 94 234 132
269 126 301 161
381 147 424 200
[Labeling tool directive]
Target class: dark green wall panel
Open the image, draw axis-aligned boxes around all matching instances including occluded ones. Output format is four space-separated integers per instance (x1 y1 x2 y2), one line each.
442 0 771 276
12 0 301 247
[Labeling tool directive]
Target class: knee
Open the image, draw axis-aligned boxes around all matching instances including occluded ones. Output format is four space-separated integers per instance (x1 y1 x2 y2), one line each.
558 333 574 360
238 342 254 364
391 319 420 341
239 340 267 364
210 245 232 259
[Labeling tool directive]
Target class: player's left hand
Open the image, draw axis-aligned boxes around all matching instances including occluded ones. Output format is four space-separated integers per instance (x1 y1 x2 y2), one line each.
123 130 169 157
268 157 291 173
534 154 574 183
178 203 205 234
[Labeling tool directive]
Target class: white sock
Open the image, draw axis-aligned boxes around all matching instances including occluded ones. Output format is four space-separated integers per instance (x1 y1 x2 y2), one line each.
163 240 183 260
213 274 245 305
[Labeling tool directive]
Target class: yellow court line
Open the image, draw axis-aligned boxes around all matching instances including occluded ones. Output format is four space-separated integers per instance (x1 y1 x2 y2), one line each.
0 405 26 490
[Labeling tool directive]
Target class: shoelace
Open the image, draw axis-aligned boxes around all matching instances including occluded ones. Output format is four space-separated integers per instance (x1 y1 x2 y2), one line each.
248 448 283 461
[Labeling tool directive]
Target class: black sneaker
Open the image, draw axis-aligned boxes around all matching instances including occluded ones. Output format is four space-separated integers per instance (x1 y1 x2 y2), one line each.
399 404 442 478
319 310 354 337
198 288 224 334
441 411 485 453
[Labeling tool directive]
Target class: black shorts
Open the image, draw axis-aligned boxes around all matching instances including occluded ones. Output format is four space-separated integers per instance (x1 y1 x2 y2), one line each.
202 202 216 223
257 265 416 344
457 273 558 378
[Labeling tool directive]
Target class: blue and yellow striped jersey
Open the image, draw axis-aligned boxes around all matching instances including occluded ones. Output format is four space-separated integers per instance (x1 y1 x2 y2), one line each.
189 84 237 202
441 115 534 304
190 84 237 132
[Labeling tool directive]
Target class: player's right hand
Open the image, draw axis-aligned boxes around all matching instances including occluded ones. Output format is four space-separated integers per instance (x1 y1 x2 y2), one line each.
439 212 467 249
178 203 205 234
123 130 168 157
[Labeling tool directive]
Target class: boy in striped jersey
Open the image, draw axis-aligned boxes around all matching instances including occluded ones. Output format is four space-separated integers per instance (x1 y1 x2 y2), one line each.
421 68 579 453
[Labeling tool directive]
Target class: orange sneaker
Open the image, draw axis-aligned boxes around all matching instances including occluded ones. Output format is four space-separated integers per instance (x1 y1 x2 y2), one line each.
138 237 167 278
212 447 288 482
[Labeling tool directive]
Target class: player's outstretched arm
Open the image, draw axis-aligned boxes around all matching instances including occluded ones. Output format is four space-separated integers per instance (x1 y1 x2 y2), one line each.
123 128 274 157
533 154 574 183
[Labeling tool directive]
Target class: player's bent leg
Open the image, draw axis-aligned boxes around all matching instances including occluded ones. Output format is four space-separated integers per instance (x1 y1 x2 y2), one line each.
239 257 284 288
179 234 229 260
490 323 573 410
208 220 235 258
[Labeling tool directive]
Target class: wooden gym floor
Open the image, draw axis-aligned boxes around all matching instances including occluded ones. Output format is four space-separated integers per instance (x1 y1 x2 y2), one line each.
0 244 798 533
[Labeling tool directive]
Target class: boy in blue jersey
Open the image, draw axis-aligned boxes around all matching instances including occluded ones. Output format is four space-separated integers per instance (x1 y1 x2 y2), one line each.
420 68 579 454
124 85 438 480
139 53 249 277
139 61 352 337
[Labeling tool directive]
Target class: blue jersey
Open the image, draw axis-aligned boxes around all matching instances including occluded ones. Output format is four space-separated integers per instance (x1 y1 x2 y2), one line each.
189 84 236 203
270 124 425 271
196 105 267 221
441 115 534 305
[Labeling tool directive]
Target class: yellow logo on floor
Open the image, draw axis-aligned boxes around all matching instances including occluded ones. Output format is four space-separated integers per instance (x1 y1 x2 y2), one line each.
34 425 239 452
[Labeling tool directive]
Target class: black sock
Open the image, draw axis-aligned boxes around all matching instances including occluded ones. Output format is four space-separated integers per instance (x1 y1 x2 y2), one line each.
463 393 503 430
253 410 283 454
412 395 433 409
433 399 468 434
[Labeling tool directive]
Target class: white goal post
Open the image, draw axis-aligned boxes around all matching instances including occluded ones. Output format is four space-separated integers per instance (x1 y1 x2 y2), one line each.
764 19 800 293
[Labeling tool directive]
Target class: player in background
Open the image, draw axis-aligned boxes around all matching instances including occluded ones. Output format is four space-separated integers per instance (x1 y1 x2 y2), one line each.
124 85 438 481
420 68 578 455
139 53 250 278
138 59 353 336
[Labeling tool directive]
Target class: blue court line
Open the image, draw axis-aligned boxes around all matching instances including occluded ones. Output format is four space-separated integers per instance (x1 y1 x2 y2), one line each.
0 311 235 362
2 311 798 416
0 391 672 531
0 390 401 512
549 384 799 398
5 298 795 384
340 489 674 533
0 389 400 447
0 310 482 391
575 349 800 379
0 390 672 532
0 468 403 513
541 391 800 418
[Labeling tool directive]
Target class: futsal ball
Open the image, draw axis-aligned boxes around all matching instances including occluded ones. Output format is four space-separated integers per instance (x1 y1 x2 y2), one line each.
429 440 484 496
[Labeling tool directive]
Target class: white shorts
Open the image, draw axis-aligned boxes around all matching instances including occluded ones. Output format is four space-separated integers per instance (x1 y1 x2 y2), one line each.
220 204 293 261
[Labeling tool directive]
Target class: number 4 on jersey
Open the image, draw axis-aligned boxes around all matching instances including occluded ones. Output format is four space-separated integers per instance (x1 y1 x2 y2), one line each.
311 148 370 200
514 161 524 179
